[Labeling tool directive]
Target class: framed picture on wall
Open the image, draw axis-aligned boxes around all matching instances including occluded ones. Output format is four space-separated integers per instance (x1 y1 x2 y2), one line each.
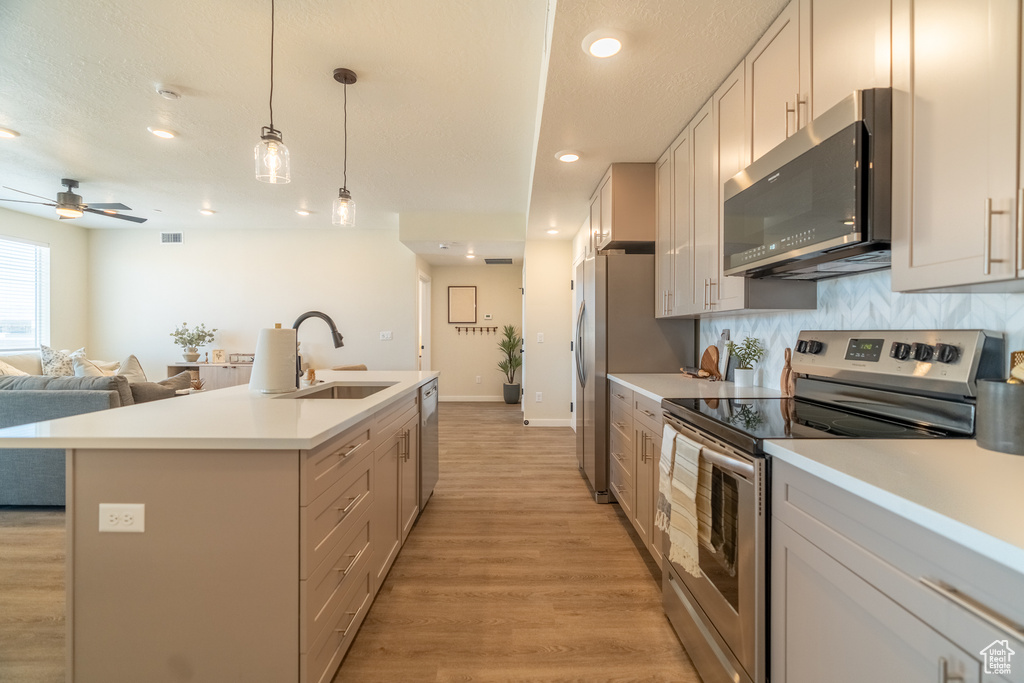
210 349 226 364
448 286 477 323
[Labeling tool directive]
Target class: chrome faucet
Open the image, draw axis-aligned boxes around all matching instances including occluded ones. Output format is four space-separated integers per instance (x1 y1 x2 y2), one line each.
292 311 345 387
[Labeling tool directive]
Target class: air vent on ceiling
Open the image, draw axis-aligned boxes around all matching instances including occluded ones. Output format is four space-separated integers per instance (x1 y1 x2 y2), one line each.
485 258 513 265
160 232 183 244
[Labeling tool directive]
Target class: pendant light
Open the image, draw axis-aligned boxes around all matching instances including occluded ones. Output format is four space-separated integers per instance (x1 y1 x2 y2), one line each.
255 0 290 183
332 68 357 226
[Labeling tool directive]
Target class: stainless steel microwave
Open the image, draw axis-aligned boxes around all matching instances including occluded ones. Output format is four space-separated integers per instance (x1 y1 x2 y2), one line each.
723 88 892 281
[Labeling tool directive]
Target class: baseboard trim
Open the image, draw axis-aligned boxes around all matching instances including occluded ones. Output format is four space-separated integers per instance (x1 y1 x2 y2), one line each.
523 418 571 427
439 396 504 402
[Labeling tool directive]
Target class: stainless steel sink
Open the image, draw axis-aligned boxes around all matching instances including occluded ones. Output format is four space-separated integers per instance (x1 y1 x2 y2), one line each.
290 382 397 399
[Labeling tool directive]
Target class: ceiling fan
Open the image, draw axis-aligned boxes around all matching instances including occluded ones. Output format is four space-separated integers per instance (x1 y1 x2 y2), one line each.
0 178 147 223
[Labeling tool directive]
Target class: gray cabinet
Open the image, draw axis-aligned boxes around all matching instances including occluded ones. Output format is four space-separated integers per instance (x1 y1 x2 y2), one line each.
167 362 253 390
590 164 656 252
772 459 1021 683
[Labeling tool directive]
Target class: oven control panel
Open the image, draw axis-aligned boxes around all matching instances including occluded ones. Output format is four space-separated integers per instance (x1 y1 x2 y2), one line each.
792 329 1004 396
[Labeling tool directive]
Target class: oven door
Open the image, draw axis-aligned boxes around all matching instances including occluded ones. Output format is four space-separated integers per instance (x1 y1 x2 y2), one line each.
663 414 764 683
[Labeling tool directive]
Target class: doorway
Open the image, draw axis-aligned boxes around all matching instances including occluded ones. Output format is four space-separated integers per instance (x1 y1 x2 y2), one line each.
418 272 431 371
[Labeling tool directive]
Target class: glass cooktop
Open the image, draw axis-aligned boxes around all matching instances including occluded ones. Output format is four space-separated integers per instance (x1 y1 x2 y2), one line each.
663 397 954 442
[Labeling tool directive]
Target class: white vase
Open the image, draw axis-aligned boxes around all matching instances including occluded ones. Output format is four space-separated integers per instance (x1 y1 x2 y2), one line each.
182 347 200 362
733 368 755 387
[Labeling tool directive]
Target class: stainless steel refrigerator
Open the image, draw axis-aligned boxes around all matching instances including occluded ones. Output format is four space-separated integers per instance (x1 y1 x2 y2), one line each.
574 253 697 502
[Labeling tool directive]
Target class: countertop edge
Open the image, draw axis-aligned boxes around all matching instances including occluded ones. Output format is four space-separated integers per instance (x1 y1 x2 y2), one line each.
764 439 1024 575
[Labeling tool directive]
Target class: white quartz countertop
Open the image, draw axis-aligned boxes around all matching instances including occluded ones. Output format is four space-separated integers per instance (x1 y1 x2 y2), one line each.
765 438 1024 574
0 370 438 451
609 373 783 403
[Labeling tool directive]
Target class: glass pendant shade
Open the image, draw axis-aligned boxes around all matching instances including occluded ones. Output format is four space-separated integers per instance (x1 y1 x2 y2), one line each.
255 127 291 183
332 189 355 226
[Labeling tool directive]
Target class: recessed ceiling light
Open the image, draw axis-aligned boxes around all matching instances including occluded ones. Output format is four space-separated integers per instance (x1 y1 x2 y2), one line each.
199 209 215 216
556 150 580 163
156 87 182 100
0 127 20 139
582 30 625 58
466 254 476 259
547 229 559 235
295 209 310 216
148 127 176 139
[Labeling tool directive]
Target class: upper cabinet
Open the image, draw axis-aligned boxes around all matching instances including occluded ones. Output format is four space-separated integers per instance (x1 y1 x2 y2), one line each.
890 0 1022 292
591 163 655 252
655 149 674 317
747 1 808 164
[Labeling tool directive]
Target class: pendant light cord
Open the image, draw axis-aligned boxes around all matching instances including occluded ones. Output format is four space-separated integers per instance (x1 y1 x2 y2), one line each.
269 0 276 130
342 83 347 190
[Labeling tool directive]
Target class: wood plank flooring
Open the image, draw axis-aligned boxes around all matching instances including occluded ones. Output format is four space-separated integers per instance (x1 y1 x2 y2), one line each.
333 402 699 682
0 402 699 683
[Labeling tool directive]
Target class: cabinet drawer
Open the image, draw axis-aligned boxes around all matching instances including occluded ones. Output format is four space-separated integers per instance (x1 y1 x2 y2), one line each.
609 426 633 476
301 449 372 578
609 382 633 412
633 393 662 432
301 507 371 648
300 562 373 683
301 418 373 506
609 456 633 517
374 392 418 443
609 399 633 444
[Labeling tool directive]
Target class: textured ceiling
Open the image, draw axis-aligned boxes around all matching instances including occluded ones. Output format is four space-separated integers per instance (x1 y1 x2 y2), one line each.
0 0 788 261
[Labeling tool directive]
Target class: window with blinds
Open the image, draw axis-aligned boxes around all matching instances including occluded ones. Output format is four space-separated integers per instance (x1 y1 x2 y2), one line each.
0 236 50 351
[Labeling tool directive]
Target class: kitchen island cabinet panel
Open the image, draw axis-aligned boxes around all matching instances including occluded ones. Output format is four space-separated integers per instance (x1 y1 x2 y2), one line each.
399 410 420 543
891 0 1021 291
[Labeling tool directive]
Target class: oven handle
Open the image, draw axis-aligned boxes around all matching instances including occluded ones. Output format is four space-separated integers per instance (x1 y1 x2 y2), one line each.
663 414 754 479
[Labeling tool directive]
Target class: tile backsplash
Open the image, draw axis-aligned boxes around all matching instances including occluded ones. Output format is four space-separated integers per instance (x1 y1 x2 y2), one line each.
700 270 1023 390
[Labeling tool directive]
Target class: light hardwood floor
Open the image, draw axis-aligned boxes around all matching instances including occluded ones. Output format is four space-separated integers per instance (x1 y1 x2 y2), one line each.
0 402 699 683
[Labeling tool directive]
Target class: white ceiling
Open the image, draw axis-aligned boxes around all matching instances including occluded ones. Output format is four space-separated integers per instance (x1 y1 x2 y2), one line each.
0 0 788 262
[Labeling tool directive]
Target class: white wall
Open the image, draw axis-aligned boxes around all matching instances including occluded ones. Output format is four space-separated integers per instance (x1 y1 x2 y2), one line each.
522 240 573 426
0 208 90 350
702 269 1024 389
430 264 523 400
87 228 420 379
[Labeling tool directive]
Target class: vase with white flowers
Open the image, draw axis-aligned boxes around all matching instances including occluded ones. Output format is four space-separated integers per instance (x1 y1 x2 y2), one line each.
171 322 218 362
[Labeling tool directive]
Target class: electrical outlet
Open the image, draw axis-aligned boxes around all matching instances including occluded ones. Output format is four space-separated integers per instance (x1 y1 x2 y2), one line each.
535 392 543 402
379 331 393 341
475 375 481 384
99 504 145 533
537 332 544 343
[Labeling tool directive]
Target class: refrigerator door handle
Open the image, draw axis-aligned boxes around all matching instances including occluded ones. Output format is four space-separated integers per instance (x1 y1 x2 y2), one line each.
575 300 586 387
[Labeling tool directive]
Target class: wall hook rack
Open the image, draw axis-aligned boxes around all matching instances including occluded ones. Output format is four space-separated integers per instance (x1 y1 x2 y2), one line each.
455 326 499 335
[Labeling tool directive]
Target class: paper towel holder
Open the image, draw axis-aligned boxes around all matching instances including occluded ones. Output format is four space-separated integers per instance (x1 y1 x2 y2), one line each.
292 311 345 387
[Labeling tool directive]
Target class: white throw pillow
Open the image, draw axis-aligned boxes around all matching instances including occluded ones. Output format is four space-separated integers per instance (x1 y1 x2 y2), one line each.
116 355 148 383
0 358 29 376
40 345 83 376
72 354 121 377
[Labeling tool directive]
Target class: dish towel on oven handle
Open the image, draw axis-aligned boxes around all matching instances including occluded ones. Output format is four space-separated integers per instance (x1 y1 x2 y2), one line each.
658 426 712 578
655 423 676 534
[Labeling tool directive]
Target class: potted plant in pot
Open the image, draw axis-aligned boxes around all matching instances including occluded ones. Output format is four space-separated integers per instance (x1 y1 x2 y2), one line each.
726 336 765 388
497 324 523 404
171 322 218 362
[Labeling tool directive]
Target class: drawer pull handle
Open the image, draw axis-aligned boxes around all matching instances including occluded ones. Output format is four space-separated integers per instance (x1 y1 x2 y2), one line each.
614 393 625 400
641 409 655 418
335 611 359 637
335 551 361 576
920 577 1024 641
338 443 363 458
336 495 360 516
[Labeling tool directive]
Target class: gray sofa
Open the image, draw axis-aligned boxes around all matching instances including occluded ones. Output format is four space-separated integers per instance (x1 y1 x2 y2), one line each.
0 364 192 506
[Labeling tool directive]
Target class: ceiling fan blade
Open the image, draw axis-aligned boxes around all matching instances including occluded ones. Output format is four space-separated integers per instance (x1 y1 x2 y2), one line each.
2 186 55 202
0 198 56 206
87 202 132 211
83 207 147 223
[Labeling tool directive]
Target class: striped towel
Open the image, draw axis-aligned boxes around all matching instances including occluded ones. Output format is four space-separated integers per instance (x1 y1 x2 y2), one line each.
654 423 676 534
668 431 703 577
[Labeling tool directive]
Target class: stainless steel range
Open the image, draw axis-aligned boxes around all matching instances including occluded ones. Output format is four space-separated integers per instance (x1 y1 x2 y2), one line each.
658 329 1004 683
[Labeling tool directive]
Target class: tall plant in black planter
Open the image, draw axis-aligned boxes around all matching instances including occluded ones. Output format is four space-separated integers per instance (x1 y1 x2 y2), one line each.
497 324 523 404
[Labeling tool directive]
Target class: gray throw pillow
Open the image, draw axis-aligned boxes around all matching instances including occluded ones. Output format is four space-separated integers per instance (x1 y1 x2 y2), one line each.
130 371 193 404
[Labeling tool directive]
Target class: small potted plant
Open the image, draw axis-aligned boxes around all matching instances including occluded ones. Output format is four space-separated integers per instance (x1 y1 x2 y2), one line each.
497 324 523 404
726 336 765 388
171 322 218 362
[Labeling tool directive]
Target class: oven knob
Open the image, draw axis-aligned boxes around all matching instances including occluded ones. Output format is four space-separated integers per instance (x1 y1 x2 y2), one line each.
806 340 824 355
795 340 808 354
910 343 934 362
934 343 959 364
889 341 911 361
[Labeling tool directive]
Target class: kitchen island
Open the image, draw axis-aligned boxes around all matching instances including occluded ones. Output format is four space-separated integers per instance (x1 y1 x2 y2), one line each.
0 370 439 683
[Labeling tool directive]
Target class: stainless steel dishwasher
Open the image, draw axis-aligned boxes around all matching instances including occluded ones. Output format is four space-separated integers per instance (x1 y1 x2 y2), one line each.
419 379 439 507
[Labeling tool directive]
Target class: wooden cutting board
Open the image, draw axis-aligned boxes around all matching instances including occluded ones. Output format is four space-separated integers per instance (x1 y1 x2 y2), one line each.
780 347 795 396
700 345 721 380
